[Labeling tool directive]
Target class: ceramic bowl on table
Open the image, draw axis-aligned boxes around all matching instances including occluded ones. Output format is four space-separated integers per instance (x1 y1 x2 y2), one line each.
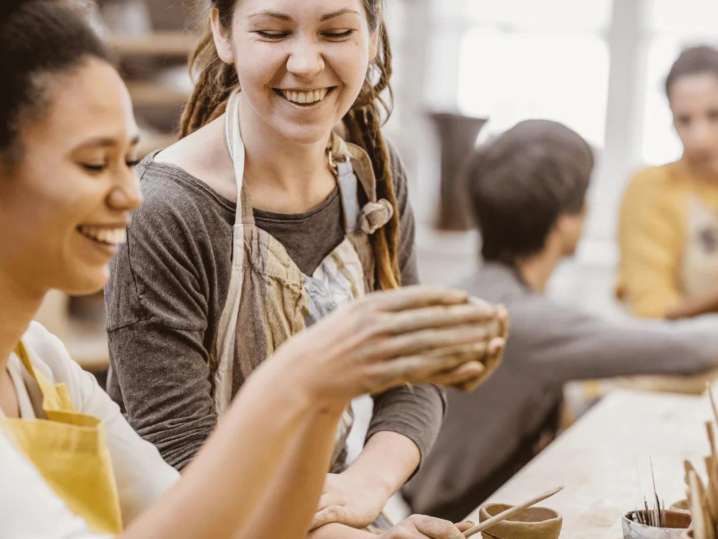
669 500 690 516
621 510 691 539
478 503 562 539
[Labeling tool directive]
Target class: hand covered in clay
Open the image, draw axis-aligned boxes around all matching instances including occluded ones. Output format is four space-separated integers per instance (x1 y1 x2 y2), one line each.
310 472 386 530
378 515 474 539
422 299 509 392
273 286 508 406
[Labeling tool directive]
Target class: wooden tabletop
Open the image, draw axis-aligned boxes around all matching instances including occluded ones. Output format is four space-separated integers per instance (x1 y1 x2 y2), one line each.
466 390 713 538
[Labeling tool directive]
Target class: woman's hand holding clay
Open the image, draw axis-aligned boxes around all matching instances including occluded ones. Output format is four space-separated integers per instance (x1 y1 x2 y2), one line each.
378 516 474 539
271 285 508 408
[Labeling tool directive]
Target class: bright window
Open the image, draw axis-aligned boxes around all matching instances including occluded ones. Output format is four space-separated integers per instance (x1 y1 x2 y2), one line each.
456 1 611 147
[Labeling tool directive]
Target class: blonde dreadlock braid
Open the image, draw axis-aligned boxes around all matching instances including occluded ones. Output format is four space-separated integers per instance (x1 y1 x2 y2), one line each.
343 20 401 290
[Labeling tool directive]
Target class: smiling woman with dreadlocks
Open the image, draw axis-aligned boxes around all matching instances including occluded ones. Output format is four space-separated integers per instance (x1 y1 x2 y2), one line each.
104 0 507 535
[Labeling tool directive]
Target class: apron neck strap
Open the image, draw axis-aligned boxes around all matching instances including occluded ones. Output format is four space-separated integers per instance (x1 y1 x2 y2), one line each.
224 90 254 225
330 152 361 234
14 341 38 382
12 340 56 408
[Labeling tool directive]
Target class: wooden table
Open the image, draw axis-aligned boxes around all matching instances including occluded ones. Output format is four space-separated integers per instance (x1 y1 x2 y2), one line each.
466 390 713 538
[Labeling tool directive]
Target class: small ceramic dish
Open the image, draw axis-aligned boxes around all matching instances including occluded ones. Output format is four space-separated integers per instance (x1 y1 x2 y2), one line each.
479 503 562 539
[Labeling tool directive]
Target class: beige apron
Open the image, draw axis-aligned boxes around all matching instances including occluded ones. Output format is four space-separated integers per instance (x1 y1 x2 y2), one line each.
681 195 718 298
212 91 394 472
0 341 123 534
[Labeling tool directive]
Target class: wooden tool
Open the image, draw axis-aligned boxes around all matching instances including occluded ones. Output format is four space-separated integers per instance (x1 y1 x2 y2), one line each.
462 486 564 538
707 384 718 427
683 387 718 538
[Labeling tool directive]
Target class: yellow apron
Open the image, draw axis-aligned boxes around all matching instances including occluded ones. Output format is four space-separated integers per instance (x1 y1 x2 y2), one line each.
0 341 123 534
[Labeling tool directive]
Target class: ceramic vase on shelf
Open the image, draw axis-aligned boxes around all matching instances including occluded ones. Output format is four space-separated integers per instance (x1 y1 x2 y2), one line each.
428 112 487 231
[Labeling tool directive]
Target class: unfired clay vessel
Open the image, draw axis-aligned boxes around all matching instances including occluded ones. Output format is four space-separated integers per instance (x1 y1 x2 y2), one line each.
479 503 562 539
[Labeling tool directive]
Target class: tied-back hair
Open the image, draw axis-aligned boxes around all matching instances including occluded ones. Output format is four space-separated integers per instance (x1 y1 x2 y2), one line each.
0 0 109 165
665 45 718 99
180 0 401 290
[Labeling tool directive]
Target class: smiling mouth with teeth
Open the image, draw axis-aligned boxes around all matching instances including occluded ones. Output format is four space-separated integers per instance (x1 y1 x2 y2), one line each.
77 225 127 247
275 87 334 106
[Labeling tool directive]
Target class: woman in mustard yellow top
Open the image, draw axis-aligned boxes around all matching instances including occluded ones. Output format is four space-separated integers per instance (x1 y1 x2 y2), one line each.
618 45 718 319
0 2 505 538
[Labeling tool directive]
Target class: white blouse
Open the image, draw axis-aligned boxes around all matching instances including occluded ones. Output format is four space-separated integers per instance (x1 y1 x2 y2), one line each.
0 322 179 538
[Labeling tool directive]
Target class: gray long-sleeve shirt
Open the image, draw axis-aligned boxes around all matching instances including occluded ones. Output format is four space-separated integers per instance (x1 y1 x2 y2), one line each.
104 148 444 471
403 261 718 520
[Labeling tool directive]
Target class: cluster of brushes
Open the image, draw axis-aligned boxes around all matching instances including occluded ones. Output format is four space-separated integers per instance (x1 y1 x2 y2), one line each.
683 386 718 539
629 459 667 527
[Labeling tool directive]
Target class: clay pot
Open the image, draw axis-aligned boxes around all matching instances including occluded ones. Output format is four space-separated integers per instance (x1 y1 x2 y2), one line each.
479 503 562 539
669 500 690 516
428 112 487 231
621 510 691 539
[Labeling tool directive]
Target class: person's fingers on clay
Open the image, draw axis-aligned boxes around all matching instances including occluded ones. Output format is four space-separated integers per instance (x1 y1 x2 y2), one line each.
426 342 489 362
467 296 495 310
482 337 506 370
453 371 490 391
369 286 468 312
363 324 495 361
310 505 348 531
496 304 510 338
455 521 475 532
369 353 471 390
411 514 466 539
382 303 498 335
428 361 485 387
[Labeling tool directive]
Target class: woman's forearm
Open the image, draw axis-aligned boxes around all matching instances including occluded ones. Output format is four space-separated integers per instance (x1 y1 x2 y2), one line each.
234 404 346 539
345 431 420 498
124 358 343 539
309 523 378 538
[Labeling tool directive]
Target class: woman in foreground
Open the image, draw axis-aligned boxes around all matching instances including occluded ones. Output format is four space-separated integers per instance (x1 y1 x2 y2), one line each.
0 1 506 538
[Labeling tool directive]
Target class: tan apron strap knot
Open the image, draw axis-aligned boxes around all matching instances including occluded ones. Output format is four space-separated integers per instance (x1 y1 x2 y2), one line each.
358 199 394 235
334 157 362 233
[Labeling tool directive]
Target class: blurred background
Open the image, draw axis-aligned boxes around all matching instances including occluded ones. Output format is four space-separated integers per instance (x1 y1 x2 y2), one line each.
35 0 718 380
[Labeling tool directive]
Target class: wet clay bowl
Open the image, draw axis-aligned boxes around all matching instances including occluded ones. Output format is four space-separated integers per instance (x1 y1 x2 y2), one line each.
479 503 562 539
669 500 690 515
621 510 691 539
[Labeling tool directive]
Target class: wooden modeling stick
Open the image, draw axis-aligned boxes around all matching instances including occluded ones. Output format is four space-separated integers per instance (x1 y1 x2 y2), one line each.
708 422 718 463
688 460 700 484
690 470 709 539
705 455 718 522
708 384 718 426
462 486 563 538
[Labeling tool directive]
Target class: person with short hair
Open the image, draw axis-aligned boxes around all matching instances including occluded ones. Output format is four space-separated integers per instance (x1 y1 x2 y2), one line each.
618 45 718 319
402 119 718 522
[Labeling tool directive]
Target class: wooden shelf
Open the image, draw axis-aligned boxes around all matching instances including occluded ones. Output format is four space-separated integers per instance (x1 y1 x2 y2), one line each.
138 129 178 156
108 31 198 58
127 81 190 108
